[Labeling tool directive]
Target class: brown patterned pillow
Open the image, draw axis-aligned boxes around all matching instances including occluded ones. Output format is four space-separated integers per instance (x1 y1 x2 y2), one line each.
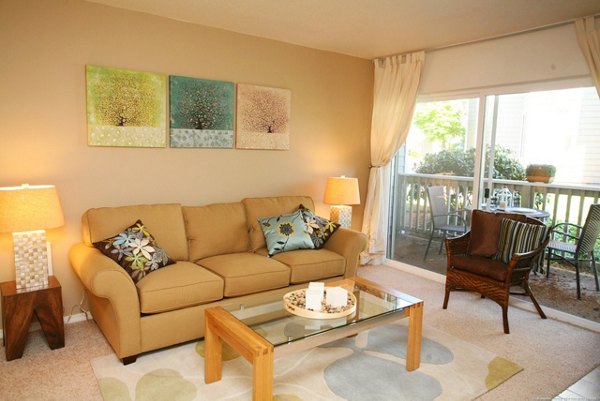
299 204 340 249
93 220 175 283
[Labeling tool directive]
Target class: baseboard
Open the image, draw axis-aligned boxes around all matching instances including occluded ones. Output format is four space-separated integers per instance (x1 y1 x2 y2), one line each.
0 311 92 341
384 259 446 283
383 258 600 333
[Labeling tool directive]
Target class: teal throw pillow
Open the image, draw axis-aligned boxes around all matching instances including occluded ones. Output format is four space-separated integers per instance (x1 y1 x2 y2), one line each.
494 218 548 264
93 220 175 283
258 209 315 256
299 204 340 249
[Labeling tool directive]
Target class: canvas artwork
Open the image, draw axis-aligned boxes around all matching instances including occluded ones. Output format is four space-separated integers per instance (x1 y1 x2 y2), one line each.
169 76 235 148
86 65 167 147
236 84 291 150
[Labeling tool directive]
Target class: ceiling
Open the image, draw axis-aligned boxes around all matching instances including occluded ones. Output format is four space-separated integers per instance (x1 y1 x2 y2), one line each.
88 0 600 59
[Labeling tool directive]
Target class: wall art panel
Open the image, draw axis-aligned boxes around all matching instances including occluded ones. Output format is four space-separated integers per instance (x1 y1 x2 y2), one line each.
236 84 291 150
86 65 167 147
169 76 234 148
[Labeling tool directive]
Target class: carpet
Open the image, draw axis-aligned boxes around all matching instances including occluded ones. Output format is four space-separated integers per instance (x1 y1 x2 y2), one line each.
91 322 522 401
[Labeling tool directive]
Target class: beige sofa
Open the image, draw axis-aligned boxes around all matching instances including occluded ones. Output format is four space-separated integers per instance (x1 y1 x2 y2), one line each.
69 196 367 364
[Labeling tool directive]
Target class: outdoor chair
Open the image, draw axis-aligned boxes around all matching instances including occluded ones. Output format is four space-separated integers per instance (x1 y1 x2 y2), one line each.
443 209 550 334
424 186 467 260
546 203 600 300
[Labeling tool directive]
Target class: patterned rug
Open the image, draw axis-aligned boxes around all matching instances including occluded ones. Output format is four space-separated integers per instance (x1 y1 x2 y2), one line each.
91 322 522 401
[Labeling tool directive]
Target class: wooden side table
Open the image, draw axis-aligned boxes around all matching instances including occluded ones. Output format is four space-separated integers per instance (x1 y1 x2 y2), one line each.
1 275 65 361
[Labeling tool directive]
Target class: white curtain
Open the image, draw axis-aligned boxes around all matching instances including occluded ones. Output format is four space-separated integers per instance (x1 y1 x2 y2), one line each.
575 16 600 97
361 52 425 265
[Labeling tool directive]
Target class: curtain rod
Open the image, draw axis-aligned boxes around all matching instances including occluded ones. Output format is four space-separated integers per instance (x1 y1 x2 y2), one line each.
374 13 599 61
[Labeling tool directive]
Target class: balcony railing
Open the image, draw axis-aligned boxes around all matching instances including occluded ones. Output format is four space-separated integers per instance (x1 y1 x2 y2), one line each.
392 173 600 237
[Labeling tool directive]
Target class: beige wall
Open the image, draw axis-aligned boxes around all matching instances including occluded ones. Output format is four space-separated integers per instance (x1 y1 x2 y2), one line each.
0 0 373 322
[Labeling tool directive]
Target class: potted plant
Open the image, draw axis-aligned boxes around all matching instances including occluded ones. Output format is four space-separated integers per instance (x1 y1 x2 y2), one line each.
526 164 556 183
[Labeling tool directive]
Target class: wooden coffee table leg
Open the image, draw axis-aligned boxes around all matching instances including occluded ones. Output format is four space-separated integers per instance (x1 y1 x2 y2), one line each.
253 348 274 401
204 307 274 401
406 301 424 371
204 311 222 383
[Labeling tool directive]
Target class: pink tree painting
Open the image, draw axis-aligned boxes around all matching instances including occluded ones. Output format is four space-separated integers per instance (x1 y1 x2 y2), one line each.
236 84 291 150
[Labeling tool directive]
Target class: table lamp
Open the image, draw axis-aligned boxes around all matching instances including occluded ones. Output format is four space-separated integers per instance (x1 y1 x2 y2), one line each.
324 176 360 228
0 184 64 291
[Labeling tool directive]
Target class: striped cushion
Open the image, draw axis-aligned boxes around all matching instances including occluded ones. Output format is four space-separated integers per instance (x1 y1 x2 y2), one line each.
494 218 548 264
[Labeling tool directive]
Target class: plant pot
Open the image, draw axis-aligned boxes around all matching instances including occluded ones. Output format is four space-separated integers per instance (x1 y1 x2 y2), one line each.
526 174 554 184
525 165 555 184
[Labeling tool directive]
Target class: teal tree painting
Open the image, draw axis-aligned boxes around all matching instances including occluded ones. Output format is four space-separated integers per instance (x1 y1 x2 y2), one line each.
169 76 234 148
86 65 166 147
236 84 291 150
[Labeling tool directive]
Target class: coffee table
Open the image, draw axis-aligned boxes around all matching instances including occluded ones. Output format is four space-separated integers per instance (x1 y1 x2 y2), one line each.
204 276 424 401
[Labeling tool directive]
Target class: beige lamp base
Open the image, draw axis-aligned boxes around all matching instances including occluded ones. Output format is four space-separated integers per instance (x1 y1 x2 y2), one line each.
13 230 49 291
330 205 352 228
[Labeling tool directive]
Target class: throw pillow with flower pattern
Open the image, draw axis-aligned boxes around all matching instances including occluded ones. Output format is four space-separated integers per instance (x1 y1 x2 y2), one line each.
93 220 175 283
258 209 314 256
299 204 340 249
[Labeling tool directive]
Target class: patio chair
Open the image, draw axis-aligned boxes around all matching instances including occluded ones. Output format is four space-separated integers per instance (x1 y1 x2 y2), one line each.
443 209 549 334
424 186 467 260
545 203 600 300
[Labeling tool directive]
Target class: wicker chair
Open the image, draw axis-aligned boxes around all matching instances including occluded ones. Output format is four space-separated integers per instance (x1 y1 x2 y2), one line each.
424 186 467 260
443 209 550 334
546 203 600 300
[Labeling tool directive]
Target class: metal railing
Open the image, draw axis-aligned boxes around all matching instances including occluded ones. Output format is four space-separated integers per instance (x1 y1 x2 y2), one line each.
392 173 600 236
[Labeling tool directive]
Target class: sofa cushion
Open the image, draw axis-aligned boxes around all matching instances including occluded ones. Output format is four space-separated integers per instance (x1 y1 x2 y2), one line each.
83 203 188 261
183 202 250 261
468 209 528 257
198 253 290 297
494 218 548 264
451 255 509 282
135 261 224 314
93 219 175 283
258 209 314 256
243 196 315 251
256 247 345 284
300 205 340 249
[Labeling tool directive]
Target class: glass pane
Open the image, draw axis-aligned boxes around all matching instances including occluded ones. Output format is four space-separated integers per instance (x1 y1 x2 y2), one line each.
481 87 600 222
388 97 479 274
478 87 600 323
223 279 421 347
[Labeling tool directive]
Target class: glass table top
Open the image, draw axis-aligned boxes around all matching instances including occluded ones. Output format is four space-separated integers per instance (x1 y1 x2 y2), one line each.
221 277 422 347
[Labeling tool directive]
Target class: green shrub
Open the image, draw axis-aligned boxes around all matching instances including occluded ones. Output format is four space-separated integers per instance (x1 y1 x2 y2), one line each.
415 146 525 180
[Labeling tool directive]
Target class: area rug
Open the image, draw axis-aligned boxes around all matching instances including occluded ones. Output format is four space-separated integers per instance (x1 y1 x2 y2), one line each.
91 322 522 401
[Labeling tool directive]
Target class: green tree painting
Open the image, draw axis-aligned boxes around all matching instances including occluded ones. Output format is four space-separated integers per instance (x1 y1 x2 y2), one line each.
86 65 166 147
169 76 234 148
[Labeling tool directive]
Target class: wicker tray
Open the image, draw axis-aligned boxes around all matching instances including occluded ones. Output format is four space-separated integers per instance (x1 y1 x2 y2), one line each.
283 288 357 319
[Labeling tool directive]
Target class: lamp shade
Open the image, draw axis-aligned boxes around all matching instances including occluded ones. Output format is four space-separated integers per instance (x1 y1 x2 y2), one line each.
0 184 64 233
324 176 360 205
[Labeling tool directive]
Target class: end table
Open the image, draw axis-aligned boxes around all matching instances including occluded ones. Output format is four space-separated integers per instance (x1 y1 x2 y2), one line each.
1 275 65 361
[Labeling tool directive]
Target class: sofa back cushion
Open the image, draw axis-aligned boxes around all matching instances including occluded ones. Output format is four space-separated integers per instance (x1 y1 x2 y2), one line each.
82 203 188 261
467 209 528 257
183 202 250 261
243 196 315 251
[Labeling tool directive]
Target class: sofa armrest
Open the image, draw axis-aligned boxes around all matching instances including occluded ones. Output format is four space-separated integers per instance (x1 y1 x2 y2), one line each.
69 243 141 358
324 228 368 278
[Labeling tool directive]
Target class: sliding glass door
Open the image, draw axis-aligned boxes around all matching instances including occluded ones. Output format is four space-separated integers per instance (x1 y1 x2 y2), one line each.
388 85 600 274
387 84 600 323
388 97 480 274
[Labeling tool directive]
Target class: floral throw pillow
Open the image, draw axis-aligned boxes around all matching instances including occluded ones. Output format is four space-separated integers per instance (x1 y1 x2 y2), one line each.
93 220 175 283
299 204 340 249
258 209 314 256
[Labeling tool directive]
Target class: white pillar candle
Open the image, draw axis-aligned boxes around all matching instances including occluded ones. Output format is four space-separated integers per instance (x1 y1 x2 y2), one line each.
326 286 348 308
